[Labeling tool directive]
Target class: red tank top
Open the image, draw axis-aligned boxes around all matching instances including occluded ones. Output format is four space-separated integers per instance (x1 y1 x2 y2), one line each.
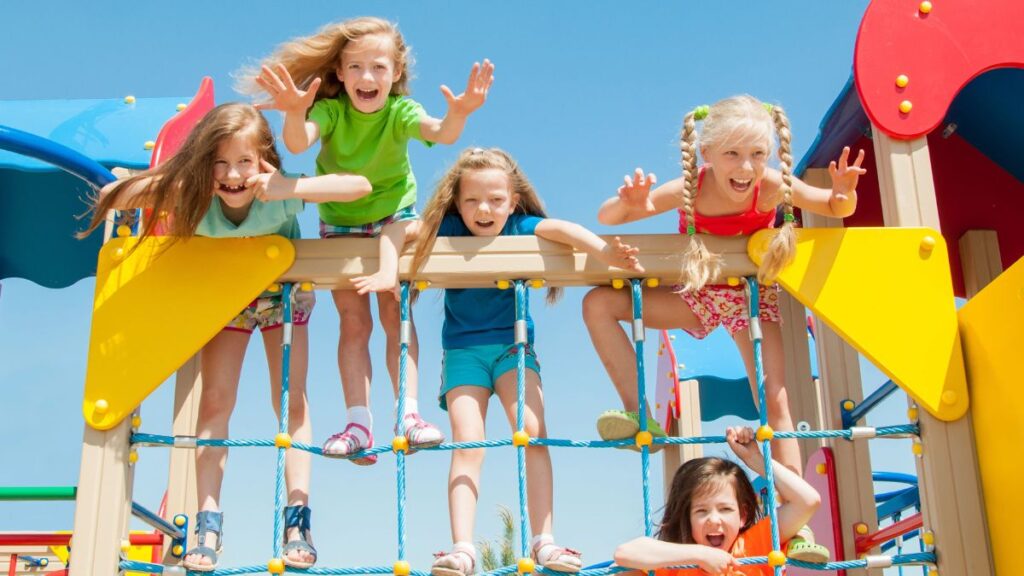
677 167 776 236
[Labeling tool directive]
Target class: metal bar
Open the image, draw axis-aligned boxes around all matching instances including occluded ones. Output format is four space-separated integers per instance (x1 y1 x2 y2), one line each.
856 512 924 555
131 502 185 540
844 380 899 428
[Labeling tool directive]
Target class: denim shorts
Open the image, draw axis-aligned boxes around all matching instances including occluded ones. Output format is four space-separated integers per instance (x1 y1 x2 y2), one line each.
439 344 541 411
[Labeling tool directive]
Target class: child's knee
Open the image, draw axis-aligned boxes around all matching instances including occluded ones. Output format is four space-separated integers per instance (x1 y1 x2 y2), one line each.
339 309 374 337
582 288 617 322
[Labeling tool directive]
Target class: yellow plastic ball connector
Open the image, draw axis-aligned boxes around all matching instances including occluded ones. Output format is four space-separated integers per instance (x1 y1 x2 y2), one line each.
300 281 314 292
646 278 659 288
128 450 139 464
144 140 155 150
173 514 187 527
896 74 910 88
394 561 411 576
512 430 530 447
497 279 510 290
612 278 625 289
94 399 110 414
274 433 292 449
727 277 740 287
855 522 869 535
124 95 136 104
415 280 430 291
755 425 774 442
919 1 933 14
172 544 184 556
768 550 787 567
392 436 409 453
530 279 545 289
517 558 536 574
176 103 187 111
635 430 653 448
899 100 913 114
117 224 132 238
266 245 281 259
131 415 142 429
268 558 286 574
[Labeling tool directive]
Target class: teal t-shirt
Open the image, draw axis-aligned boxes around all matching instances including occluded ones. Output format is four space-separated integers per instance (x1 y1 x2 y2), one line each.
308 95 432 226
196 197 304 240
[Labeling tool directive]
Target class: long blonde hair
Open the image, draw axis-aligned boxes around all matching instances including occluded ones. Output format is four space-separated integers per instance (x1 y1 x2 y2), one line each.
238 17 413 102
79 103 282 241
412 148 561 303
678 94 796 291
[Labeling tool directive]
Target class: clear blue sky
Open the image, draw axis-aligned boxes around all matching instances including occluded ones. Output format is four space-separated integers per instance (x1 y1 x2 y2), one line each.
0 1 919 572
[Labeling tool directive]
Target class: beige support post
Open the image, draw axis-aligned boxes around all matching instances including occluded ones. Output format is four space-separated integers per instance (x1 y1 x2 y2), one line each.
663 379 704 499
162 355 202 564
802 168 879 572
959 230 1002 297
873 132 994 576
777 290 821 468
69 418 134 576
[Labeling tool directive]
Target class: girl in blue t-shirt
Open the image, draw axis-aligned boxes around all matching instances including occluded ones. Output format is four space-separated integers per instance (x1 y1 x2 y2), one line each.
244 16 494 463
81 103 372 572
410 148 644 576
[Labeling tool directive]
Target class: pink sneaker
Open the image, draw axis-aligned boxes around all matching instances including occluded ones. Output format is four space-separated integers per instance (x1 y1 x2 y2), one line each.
322 423 377 465
400 413 445 451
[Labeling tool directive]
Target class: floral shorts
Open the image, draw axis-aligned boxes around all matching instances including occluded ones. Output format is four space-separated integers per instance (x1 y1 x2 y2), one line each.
224 292 315 334
676 283 781 339
319 205 419 238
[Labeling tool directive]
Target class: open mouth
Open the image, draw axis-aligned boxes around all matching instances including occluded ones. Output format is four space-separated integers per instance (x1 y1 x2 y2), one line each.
355 88 380 101
475 220 495 229
729 178 752 192
218 183 246 194
706 534 726 548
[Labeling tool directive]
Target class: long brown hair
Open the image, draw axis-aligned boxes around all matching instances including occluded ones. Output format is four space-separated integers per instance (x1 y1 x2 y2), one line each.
677 95 796 290
80 103 282 241
658 457 760 544
238 17 413 103
411 147 561 303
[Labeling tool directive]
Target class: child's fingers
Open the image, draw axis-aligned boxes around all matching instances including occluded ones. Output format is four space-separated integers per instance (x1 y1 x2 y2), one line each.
439 84 456 103
852 148 866 167
260 159 277 173
306 76 322 96
634 168 645 188
260 65 286 93
276 63 297 91
647 172 657 188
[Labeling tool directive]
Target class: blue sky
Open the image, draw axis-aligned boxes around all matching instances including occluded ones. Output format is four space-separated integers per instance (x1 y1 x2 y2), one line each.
0 1 920 572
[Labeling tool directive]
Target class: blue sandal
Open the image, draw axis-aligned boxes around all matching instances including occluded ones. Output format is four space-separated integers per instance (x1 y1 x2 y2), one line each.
283 505 317 569
182 510 223 573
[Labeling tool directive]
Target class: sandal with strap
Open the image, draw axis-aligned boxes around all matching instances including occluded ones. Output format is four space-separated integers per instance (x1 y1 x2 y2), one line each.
283 505 317 569
322 423 377 465
532 541 582 573
786 526 830 563
596 409 666 453
400 413 445 453
182 510 223 573
431 544 476 576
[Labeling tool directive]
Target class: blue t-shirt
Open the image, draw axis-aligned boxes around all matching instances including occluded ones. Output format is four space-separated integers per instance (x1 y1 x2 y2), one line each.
439 213 544 350
196 197 304 239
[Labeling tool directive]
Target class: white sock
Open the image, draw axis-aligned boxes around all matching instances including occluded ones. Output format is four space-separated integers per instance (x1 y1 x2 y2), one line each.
452 541 476 559
398 397 419 419
347 406 373 443
531 533 554 550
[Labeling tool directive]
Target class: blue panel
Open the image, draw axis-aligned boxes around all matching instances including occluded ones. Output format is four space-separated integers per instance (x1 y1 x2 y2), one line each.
696 375 759 421
796 76 869 176
946 67 1024 184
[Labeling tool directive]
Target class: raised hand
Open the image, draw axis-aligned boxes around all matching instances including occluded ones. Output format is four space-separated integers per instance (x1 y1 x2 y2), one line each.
247 159 292 202
602 236 644 273
696 546 740 575
255 64 322 114
828 146 867 201
618 168 658 211
440 59 495 117
725 426 765 473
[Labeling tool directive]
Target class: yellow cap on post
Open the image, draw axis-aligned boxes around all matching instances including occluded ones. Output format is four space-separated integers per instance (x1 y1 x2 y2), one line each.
274 433 292 449
394 561 411 576
513 430 530 447
392 436 409 453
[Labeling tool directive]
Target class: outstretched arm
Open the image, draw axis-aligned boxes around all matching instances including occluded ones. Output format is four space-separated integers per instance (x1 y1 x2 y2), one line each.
614 538 738 574
726 427 821 542
419 59 495 145
247 160 372 204
534 219 644 273
255 64 322 154
768 146 866 219
598 169 682 225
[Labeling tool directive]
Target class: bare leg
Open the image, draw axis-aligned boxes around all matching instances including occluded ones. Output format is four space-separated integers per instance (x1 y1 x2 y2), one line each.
352 220 415 296
187 330 249 568
733 322 801 474
263 324 314 564
330 290 373 413
445 386 490 544
582 286 703 411
377 294 419 402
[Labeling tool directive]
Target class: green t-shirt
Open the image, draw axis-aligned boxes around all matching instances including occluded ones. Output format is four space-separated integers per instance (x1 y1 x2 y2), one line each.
309 95 432 226
196 197 304 240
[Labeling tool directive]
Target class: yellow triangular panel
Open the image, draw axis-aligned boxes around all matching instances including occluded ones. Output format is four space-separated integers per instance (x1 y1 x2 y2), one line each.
84 236 295 430
958 256 1024 573
748 227 967 421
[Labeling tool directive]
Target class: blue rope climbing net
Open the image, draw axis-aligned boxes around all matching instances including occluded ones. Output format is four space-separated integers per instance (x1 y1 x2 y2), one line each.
122 278 934 575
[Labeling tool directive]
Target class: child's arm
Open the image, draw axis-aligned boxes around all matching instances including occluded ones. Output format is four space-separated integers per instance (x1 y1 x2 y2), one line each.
255 64 322 154
598 169 682 225
765 146 866 219
247 160 372 204
419 60 494 145
534 219 644 273
614 537 738 573
726 426 821 542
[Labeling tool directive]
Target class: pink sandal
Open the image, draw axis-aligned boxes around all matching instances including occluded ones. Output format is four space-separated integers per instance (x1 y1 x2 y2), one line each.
401 413 445 452
431 546 476 576
532 541 582 573
322 423 377 466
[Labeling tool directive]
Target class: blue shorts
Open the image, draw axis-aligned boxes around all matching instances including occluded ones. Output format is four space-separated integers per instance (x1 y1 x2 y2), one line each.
439 344 541 411
319 205 418 238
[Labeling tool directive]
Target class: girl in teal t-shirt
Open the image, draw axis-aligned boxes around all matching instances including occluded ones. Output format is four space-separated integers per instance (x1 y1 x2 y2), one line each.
245 16 494 464
81 103 371 572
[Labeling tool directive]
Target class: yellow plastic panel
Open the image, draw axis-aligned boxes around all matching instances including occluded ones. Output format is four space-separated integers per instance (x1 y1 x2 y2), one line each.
958 256 1024 574
84 236 295 429
749 227 967 420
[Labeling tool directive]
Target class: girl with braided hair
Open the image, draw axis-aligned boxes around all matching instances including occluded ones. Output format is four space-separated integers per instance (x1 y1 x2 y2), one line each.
583 95 864 563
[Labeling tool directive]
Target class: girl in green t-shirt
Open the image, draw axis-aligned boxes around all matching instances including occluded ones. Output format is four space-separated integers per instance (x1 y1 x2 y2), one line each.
244 16 493 464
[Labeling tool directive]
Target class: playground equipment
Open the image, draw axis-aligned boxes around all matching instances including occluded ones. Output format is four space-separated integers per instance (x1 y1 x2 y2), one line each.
1 1 1022 574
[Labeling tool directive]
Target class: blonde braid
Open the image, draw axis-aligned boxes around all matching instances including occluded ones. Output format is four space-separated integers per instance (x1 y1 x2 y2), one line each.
759 104 797 283
678 108 721 292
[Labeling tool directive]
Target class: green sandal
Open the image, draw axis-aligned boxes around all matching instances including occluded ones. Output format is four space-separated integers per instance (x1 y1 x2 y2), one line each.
596 409 666 453
283 505 317 569
182 510 223 573
786 526 830 563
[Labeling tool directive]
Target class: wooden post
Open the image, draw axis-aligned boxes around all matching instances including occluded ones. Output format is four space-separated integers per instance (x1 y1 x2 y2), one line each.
802 168 879 572
662 379 704 500
872 133 994 576
162 356 202 564
777 290 821 467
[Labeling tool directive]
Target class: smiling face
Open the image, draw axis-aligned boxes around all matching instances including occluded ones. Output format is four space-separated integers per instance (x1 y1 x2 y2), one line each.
455 168 519 237
211 131 261 221
687 477 745 552
337 33 401 113
701 134 770 204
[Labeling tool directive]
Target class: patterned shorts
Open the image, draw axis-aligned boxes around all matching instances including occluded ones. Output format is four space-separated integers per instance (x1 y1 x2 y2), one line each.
224 292 315 334
319 205 419 238
675 283 781 339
